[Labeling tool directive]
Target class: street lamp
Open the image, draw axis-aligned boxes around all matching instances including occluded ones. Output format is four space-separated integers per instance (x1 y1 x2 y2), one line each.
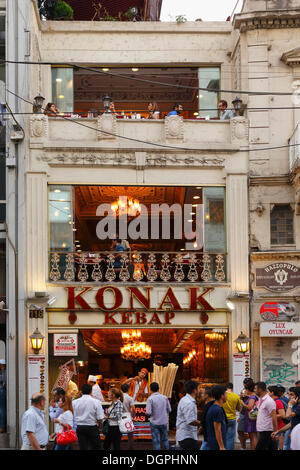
30 328 44 354
33 94 45 114
232 96 243 116
102 95 112 113
130 7 138 21
234 331 250 354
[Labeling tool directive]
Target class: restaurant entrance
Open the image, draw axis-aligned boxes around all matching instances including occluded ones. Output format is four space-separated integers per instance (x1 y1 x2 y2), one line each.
48 327 229 441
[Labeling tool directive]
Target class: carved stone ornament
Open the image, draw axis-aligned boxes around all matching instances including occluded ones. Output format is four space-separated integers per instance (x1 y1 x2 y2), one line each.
146 153 225 168
164 116 184 142
38 152 136 166
30 115 48 139
230 116 249 144
97 114 117 140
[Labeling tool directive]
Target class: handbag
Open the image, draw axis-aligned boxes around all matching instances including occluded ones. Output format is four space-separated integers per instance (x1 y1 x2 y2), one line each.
248 406 258 421
118 412 135 434
102 402 118 436
56 424 78 446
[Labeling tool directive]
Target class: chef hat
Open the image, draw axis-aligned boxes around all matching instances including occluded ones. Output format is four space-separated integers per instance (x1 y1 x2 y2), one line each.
88 375 97 383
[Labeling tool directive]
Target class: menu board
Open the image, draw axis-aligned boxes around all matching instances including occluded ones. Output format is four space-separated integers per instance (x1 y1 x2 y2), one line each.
233 353 250 394
28 356 45 405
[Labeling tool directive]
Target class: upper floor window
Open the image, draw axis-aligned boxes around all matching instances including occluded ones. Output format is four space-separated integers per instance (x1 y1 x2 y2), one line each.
270 204 294 245
51 66 220 119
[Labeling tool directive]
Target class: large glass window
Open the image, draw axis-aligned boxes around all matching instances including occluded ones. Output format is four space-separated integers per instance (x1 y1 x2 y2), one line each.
198 68 220 119
203 187 226 253
271 204 294 245
52 67 74 113
49 185 74 251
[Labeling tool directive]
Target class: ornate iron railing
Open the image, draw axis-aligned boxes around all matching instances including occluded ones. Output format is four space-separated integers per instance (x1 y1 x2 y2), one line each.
49 251 227 283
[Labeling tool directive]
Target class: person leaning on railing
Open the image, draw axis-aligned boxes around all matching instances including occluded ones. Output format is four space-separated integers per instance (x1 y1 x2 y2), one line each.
147 102 160 120
44 102 59 117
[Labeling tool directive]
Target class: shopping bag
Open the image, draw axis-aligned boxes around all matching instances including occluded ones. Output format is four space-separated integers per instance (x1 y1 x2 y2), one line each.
119 413 135 434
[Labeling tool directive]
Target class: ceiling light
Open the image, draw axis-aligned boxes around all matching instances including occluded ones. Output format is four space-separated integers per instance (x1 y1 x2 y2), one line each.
193 196 200 200
131 68 139 72
58 95 65 99
102 68 109 72
56 78 62 82
54 189 61 193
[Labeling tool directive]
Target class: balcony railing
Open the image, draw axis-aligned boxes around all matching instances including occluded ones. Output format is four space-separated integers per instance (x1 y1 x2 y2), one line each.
289 122 300 172
49 251 227 283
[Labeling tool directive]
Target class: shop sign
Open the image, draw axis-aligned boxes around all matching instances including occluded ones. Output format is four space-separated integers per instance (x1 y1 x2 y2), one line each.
54 333 78 356
260 322 300 337
233 353 250 394
255 263 300 292
28 356 45 404
259 302 297 321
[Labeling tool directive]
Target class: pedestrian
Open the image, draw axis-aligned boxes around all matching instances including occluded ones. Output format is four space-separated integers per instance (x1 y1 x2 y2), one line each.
254 382 277 450
49 387 66 423
167 103 183 116
296 381 300 388
146 382 171 450
0 359 6 433
222 382 242 450
121 383 135 450
271 386 300 447
176 380 200 450
72 383 104 450
103 388 124 450
205 385 227 450
88 375 104 402
53 395 74 450
199 386 214 450
240 378 258 450
21 393 49 450
218 100 235 120
290 423 300 450
268 385 286 450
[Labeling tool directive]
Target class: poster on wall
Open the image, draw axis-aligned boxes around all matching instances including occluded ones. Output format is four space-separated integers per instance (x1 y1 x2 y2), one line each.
233 353 250 394
28 356 45 405
54 333 78 356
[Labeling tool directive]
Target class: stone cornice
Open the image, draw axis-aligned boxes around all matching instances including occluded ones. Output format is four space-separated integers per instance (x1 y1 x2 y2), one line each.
281 47 300 66
249 175 290 186
251 251 300 261
233 10 300 32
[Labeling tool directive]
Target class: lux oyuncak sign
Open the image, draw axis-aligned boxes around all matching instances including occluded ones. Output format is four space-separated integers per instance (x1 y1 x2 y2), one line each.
255 263 300 292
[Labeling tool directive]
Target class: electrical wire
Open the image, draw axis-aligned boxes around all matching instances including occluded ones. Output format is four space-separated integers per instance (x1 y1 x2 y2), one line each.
6 88 300 154
1 60 297 96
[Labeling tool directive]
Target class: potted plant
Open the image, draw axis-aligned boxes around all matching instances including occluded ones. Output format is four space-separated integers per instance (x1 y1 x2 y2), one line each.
53 0 74 20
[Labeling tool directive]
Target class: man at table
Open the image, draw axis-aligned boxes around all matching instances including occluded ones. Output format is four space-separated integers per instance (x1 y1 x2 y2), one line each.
124 368 149 402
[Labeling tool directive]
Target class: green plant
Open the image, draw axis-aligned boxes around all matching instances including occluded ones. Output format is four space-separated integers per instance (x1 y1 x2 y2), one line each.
175 15 187 24
53 0 74 20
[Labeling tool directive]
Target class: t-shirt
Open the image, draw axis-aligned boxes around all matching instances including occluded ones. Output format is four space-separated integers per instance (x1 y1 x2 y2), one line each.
205 403 227 450
200 401 214 441
291 403 300 430
291 423 300 450
222 392 241 420
275 399 285 430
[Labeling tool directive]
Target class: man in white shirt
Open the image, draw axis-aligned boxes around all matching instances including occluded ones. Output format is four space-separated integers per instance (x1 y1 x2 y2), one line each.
21 393 49 450
88 375 104 402
291 423 300 450
72 383 104 450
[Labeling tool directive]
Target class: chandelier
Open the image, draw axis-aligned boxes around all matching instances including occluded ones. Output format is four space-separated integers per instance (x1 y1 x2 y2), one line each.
205 329 227 342
111 196 141 216
120 329 151 362
120 341 151 362
183 349 196 366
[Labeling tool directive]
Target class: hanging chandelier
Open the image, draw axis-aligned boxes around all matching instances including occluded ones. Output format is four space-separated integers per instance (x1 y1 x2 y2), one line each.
111 197 141 216
183 349 196 366
205 328 227 342
121 329 142 342
120 341 152 362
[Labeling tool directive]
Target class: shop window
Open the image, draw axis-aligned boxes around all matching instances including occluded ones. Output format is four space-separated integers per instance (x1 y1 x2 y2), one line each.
198 67 220 119
49 185 74 251
51 67 74 113
203 187 226 252
270 204 294 245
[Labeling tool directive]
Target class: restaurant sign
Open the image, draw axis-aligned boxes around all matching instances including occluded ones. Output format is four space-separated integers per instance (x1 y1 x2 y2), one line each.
54 333 78 356
255 263 300 292
260 322 300 337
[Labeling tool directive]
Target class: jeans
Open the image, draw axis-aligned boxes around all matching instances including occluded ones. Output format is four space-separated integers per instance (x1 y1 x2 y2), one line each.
255 431 277 450
226 419 236 450
150 423 169 450
54 443 71 450
200 440 208 450
0 386 6 430
283 429 291 451
76 425 101 450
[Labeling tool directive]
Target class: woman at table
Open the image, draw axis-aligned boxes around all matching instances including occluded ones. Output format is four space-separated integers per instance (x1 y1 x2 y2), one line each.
44 102 59 117
104 388 124 450
147 102 160 120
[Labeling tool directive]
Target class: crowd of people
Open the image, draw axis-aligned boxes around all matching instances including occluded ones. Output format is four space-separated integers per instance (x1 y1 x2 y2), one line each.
44 99 235 120
20 371 300 451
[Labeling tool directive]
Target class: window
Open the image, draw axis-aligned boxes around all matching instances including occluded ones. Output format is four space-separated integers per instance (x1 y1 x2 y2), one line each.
203 187 226 252
49 185 74 251
270 204 294 245
198 67 220 119
52 67 74 113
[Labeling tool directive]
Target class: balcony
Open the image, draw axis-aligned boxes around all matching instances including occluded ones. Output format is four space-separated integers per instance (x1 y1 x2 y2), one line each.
289 122 300 173
49 251 227 284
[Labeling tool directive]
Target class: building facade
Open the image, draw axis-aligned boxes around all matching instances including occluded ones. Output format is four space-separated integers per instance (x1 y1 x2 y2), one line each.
1 0 300 448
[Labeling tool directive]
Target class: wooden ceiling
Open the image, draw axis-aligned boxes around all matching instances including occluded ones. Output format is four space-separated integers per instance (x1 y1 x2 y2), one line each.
74 67 199 116
74 185 203 251
82 328 220 355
